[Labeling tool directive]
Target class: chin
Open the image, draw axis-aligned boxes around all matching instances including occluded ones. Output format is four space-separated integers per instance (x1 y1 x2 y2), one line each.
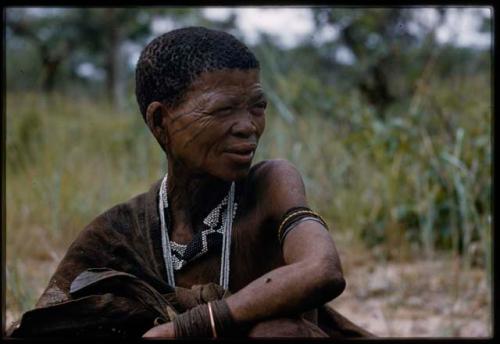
217 164 252 182
232 168 251 181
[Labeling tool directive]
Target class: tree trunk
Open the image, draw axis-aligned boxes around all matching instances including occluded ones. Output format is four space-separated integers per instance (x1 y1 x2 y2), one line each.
41 55 61 93
103 9 123 109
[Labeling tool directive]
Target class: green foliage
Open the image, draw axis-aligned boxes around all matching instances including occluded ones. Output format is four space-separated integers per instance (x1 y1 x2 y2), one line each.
311 8 490 119
6 69 490 262
5 8 491 318
253 66 490 267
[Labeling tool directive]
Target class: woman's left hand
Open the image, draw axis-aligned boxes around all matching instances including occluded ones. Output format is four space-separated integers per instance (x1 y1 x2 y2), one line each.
142 321 175 338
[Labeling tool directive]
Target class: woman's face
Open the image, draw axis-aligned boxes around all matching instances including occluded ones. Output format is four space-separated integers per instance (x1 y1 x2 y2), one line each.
164 68 267 181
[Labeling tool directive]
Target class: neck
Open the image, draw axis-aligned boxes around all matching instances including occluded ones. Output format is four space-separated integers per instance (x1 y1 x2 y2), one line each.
166 159 232 235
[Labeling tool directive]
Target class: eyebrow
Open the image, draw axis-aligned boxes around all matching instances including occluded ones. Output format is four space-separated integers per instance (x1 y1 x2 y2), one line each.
194 87 267 112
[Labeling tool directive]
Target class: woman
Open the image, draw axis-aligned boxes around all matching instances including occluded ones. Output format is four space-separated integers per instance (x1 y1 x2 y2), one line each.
9 27 372 338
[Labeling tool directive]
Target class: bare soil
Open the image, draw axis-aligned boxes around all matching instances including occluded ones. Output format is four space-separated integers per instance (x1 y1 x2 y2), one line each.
330 246 492 337
6 247 491 338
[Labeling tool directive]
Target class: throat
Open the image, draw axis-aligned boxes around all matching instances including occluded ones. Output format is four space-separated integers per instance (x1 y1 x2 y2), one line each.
167 171 233 240
159 169 238 287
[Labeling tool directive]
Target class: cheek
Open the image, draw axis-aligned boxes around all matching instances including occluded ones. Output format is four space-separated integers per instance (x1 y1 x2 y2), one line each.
194 124 226 160
256 115 266 137
172 116 211 148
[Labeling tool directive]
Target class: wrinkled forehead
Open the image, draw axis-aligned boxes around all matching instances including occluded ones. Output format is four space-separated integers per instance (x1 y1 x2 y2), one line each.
183 68 263 103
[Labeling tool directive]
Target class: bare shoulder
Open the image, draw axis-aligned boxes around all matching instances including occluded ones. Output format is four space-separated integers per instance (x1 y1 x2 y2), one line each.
247 159 307 223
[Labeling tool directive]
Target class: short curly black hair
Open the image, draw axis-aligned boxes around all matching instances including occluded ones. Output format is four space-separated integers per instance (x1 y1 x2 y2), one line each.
135 26 260 120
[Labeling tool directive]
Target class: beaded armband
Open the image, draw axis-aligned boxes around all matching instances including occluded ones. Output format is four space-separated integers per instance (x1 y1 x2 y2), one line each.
277 206 328 247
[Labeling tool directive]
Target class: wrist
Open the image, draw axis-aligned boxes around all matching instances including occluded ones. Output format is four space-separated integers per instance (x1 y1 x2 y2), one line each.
173 299 237 338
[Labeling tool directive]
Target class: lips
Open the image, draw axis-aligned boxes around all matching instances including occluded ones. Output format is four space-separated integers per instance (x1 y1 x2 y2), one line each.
225 143 256 154
224 143 256 164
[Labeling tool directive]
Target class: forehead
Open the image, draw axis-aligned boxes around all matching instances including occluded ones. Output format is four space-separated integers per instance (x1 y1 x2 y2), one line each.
184 68 262 101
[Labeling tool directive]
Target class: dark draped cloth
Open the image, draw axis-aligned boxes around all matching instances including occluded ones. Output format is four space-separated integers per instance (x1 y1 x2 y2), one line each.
7 179 374 338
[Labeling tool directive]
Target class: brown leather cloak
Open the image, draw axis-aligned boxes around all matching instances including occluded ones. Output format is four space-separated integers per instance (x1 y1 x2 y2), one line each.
8 179 373 338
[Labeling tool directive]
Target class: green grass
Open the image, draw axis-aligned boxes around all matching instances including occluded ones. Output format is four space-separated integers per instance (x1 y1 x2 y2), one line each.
5 73 491 328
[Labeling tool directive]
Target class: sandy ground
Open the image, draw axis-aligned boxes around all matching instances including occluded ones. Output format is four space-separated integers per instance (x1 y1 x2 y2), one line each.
329 248 492 337
5 248 492 337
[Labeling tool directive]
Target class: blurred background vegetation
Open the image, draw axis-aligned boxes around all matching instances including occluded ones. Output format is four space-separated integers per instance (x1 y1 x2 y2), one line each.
5 7 492 336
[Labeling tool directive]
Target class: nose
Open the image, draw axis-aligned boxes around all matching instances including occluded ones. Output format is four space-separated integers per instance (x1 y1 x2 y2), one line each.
231 112 257 139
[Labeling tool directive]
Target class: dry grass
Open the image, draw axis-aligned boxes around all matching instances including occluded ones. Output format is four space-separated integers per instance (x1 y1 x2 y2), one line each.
5 89 491 337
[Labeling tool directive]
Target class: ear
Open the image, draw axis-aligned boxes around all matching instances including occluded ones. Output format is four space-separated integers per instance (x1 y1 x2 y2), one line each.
146 101 169 148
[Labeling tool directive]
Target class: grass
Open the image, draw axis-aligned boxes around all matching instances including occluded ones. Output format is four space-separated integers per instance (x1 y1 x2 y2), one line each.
5 73 491 335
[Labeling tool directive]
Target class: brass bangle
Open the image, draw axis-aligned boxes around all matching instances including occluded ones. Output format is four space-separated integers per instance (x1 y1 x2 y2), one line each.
207 302 217 338
277 210 319 240
277 210 314 237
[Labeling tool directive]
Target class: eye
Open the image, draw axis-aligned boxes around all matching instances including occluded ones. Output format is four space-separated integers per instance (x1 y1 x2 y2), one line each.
254 101 267 109
211 106 233 116
250 100 267 115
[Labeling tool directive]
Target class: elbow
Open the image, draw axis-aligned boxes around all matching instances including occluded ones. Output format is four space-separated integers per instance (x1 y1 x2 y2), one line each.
327 273 346 299
313 258 346 301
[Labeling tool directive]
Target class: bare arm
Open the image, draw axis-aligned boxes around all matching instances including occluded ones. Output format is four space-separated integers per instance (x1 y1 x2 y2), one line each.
143 159 345 337
225 159 345 325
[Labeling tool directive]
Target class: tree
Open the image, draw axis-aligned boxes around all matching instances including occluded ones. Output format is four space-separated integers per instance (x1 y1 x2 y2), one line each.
6 8 80 93
68 8 152 108
6 8 208 107
312 8 448 118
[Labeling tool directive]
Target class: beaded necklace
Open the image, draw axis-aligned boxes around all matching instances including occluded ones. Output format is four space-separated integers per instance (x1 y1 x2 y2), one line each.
158 174 237 289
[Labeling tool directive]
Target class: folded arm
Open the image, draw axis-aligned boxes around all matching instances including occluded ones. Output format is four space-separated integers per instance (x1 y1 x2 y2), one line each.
225 159 346 326
143 159 346 338
226 221 345 324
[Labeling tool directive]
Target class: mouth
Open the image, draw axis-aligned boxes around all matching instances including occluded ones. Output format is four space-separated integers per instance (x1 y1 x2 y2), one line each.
223 143 256 164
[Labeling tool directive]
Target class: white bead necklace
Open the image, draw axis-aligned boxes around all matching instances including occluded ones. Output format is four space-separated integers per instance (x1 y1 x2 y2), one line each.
158 173 236 289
